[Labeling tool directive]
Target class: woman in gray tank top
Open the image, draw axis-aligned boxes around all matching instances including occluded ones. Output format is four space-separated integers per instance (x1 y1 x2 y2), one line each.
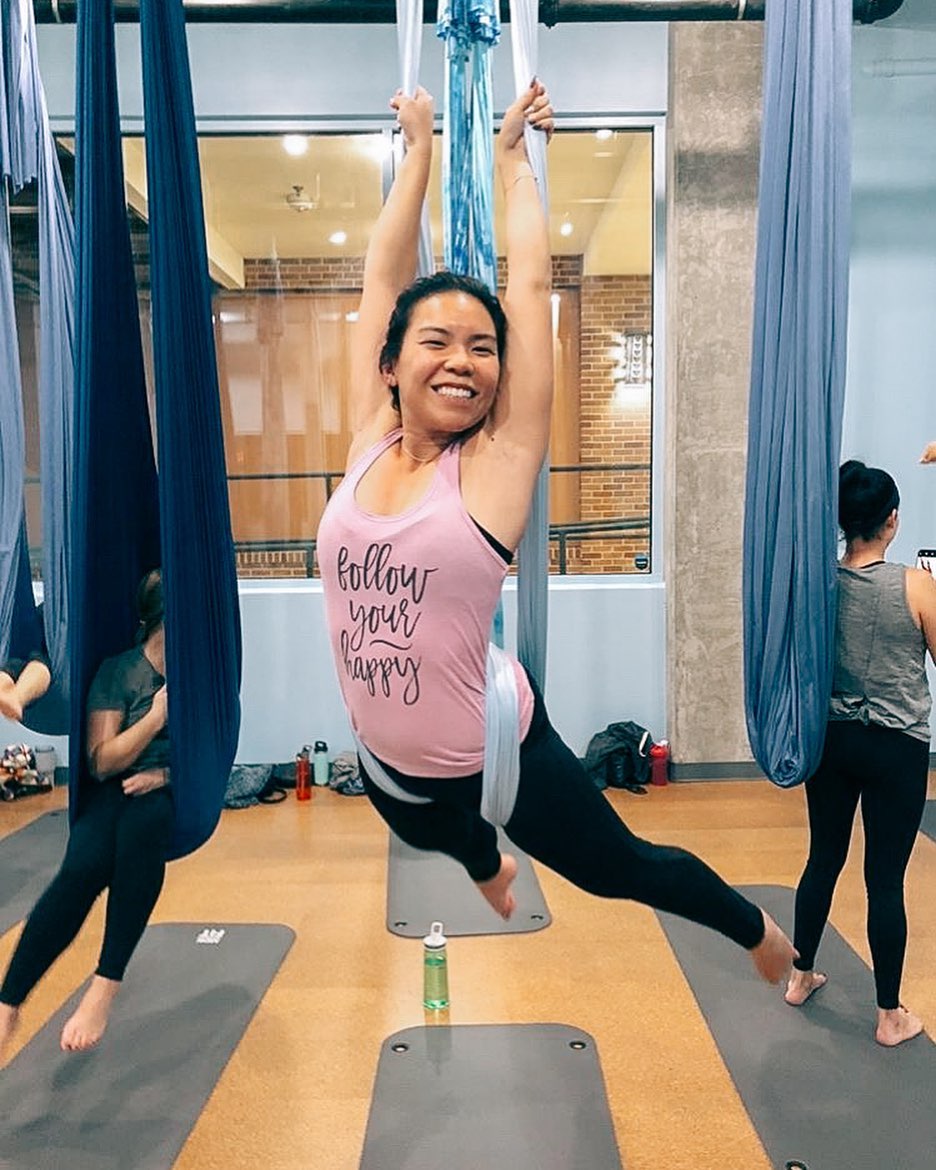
785 461 936 1046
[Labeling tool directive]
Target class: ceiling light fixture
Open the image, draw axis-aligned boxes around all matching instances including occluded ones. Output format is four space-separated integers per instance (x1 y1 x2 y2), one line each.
285 184 316 212
559 221 574 238
282 134 308 157
329 230 348 246
595 128 613 141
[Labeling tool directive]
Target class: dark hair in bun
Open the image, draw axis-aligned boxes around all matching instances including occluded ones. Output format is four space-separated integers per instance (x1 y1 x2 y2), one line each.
136 569 164 644
838 460 899 542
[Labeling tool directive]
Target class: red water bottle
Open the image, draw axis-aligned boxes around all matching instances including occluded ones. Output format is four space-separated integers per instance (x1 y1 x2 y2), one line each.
295 746 312 802
649 740 670 787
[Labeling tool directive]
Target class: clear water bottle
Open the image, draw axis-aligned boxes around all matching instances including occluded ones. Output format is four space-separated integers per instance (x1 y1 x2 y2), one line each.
313 740 329 787
422 921 449 1011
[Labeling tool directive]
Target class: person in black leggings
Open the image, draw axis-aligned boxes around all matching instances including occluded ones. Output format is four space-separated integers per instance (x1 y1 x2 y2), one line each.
363 677 767 951
0 570 173 1062
785 462 936 1046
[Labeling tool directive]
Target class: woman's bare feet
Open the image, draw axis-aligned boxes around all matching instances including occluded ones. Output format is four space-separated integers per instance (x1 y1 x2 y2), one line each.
0 674 24 722
750 910 796 984
60 976 121 1052
875 1006 924 1047
785 968 828 1006
476 853 518 920
0 1003 21 1065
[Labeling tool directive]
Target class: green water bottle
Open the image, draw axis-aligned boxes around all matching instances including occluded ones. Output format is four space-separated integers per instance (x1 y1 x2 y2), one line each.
422 921 449 1011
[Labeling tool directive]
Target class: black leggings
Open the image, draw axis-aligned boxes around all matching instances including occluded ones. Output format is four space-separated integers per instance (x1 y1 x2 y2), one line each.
0 782 174 1007
361 684 764 951
792 720 930 1009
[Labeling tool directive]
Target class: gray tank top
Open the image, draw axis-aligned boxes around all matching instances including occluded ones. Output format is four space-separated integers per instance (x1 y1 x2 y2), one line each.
829 562 931 742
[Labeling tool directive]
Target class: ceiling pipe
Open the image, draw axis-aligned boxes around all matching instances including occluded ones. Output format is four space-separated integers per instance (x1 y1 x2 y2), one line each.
33 0 907 27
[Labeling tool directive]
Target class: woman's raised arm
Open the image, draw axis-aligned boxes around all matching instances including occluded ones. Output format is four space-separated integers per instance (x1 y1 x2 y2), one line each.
348 88 434 439
488 81 554 466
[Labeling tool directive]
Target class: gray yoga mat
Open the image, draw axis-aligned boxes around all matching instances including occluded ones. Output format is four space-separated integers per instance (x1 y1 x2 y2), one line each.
360 1023 623 1170
658 884 936 1170
387 829 551 938
0 810 68 936
0 922 294 1170
919 800 936 842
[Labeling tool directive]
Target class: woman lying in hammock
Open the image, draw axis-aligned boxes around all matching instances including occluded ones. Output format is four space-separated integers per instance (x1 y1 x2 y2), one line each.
0 570 172 1062
316 82 794 985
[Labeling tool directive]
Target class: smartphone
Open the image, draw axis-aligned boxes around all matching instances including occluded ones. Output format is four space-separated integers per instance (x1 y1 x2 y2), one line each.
917 549 936 580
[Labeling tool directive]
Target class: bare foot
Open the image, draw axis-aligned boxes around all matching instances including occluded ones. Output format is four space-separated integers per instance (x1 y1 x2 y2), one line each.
750 910 796 984
60 976 121 1052
476 853 518 920
785 968 828 1006
875 1006 924 1047
0 1003 21 1065
0 677 23 723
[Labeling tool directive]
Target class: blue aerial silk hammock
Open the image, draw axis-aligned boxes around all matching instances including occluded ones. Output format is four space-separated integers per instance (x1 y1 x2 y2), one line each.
507 0 549 690
73 0 241 858
742 0 851 787
0 0 74 734
436 0 549 685
437 0 499 290
396 0 434 278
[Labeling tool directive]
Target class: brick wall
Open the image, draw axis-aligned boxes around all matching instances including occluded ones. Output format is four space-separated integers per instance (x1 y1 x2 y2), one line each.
239 254 653 575
244 256 365 291
578 273 653 573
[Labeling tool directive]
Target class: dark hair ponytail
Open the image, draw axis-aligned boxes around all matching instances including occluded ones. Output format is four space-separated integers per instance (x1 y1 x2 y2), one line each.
136 569 164 644
838 460 899 542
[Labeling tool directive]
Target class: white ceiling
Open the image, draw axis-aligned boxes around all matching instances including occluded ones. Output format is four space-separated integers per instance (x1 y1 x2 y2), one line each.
120 128 653 289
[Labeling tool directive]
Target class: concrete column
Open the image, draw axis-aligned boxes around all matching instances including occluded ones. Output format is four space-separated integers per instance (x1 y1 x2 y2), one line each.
665 23 763 769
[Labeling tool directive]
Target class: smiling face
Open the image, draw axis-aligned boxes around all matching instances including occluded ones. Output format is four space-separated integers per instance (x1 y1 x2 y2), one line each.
385 291 501 434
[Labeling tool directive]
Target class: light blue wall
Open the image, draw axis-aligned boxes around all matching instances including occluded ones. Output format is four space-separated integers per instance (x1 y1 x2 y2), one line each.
849 23 936 697
236 579 665 762
29 21 670 764
37 22 668 127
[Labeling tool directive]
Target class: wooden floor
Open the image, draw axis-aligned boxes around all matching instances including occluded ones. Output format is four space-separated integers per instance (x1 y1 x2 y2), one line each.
2 774 935 1170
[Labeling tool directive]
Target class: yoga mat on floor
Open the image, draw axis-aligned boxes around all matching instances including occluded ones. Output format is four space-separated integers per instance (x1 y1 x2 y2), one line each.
658 884 936 1170
919 800 936 842
360 1024 623 1170
386 829 551 938
0 922 294 1170
0 810 68 936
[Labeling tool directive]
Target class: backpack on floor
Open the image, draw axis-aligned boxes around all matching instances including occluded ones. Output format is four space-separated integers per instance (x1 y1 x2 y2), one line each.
582 722 653 794
224 764 287 809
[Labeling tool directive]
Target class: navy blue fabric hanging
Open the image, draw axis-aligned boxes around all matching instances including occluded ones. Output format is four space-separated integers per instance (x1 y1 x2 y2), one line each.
72 0 162 823
74 0 240 857
140 0 242 856
742 0 851 787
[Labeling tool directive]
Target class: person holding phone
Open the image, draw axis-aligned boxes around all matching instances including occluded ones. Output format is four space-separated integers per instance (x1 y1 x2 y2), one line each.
785 461 936 1045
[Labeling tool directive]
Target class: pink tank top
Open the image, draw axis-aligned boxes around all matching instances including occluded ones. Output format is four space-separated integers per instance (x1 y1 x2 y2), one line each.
318 429 535 777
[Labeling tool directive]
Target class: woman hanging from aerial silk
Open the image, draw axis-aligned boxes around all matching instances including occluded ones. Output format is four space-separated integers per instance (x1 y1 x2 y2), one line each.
316 81 795 989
